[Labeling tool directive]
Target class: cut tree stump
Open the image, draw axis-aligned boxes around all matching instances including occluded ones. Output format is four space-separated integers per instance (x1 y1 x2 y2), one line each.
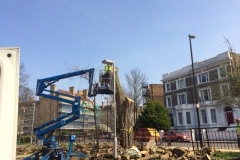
137 153 160 160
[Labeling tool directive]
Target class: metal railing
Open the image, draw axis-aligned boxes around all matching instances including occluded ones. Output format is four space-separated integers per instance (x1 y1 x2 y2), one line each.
134 126 240 151
54 126 240 151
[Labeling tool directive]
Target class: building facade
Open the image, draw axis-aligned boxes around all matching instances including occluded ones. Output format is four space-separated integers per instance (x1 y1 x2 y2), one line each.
18 100 39 134
162 51 240 129
142 83 164 106
18 85 100 136
23 85 101 133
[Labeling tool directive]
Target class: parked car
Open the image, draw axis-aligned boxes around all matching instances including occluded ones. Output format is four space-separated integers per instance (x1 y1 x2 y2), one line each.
161 131 191 142
98 133 113 139
99 134 106 139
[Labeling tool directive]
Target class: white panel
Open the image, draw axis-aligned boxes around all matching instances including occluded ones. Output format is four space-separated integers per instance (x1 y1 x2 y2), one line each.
0 47 20 160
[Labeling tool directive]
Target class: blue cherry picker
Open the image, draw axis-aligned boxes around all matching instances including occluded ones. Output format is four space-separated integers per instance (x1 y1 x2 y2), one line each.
24 64 114 160
24 68 97 160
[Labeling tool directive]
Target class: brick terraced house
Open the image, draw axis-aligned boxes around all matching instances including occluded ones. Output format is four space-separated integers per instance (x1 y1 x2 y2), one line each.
162 51 240 129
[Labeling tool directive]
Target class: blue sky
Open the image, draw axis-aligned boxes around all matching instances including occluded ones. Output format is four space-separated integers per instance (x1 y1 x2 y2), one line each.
1 1 240 103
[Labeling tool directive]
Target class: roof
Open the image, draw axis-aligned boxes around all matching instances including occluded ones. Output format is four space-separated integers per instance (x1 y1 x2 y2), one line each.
58 89 85 100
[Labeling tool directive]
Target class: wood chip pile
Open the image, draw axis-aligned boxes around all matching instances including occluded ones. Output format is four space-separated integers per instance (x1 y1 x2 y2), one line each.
16 140 214 160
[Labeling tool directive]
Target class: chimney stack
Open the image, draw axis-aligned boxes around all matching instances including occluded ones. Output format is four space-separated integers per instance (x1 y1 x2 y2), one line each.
102 102 106 108
50 84 56 96
69 86 75 96
77 90 83 96
29 97 35 102
83 89 88 100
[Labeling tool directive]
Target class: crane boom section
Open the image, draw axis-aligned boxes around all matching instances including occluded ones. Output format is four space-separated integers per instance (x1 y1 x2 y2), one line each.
36 68 95 97
34 68 95 146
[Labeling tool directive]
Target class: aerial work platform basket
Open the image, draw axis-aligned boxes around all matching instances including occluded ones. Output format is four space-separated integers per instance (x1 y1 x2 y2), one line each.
98 70 114 94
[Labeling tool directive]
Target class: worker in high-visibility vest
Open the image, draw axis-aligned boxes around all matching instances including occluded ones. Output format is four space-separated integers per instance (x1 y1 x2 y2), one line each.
102 64 113 87
237 118 240 148
104 64 113 73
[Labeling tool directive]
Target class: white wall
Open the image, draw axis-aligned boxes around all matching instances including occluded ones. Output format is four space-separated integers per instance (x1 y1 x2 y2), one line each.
0 48 20 160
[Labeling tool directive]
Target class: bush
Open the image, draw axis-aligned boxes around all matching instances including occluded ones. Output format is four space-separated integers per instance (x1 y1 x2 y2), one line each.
134 100 171 130
20 135 31 143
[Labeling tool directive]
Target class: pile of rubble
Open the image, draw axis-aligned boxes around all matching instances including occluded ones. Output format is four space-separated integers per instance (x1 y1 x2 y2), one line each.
88 140 214 160
16 145 42 156
16 140 215 160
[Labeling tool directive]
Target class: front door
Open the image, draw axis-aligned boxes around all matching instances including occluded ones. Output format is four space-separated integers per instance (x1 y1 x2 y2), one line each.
169 113 174 127
224 106 234 125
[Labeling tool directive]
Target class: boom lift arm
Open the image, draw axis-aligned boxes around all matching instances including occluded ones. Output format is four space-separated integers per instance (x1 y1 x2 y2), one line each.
24 68 95 160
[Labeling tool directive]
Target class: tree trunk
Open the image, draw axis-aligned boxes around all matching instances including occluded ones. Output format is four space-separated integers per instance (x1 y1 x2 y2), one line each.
115 68 134 148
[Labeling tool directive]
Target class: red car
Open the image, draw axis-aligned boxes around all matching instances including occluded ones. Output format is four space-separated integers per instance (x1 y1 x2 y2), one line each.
99 134 106 139
161 131 191 142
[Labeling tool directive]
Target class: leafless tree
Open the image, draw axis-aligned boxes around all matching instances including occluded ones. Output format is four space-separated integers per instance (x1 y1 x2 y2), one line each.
124 67 148 124
211 37 240 106
19 62 34 103
223 37 240 103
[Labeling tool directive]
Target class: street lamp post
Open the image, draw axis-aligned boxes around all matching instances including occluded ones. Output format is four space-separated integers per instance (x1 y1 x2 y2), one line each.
83 113 85 144
188 34 203 149
104 97 109 133
82 102 87 130
82 102 87 144
83 114 85 130
31 102 36 144
102 59 117 159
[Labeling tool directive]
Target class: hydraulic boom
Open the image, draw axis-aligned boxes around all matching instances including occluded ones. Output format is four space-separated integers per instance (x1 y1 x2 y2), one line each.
24 68 95 160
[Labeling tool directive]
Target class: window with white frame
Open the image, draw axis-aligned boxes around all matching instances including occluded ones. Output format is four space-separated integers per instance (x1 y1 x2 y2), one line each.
176 79 185 89
165 83 171 92
201 110 207 123
166 96 172 108
199 89 211 102
177 93 187 105
218 66 227 79
178 112 183 125
186 112 191 124
221 84 229 98
210 109 217 123
198 72 209 84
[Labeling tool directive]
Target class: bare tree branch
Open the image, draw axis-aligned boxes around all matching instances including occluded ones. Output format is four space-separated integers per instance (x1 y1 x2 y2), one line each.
19 62 34 102
124 67 148 123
